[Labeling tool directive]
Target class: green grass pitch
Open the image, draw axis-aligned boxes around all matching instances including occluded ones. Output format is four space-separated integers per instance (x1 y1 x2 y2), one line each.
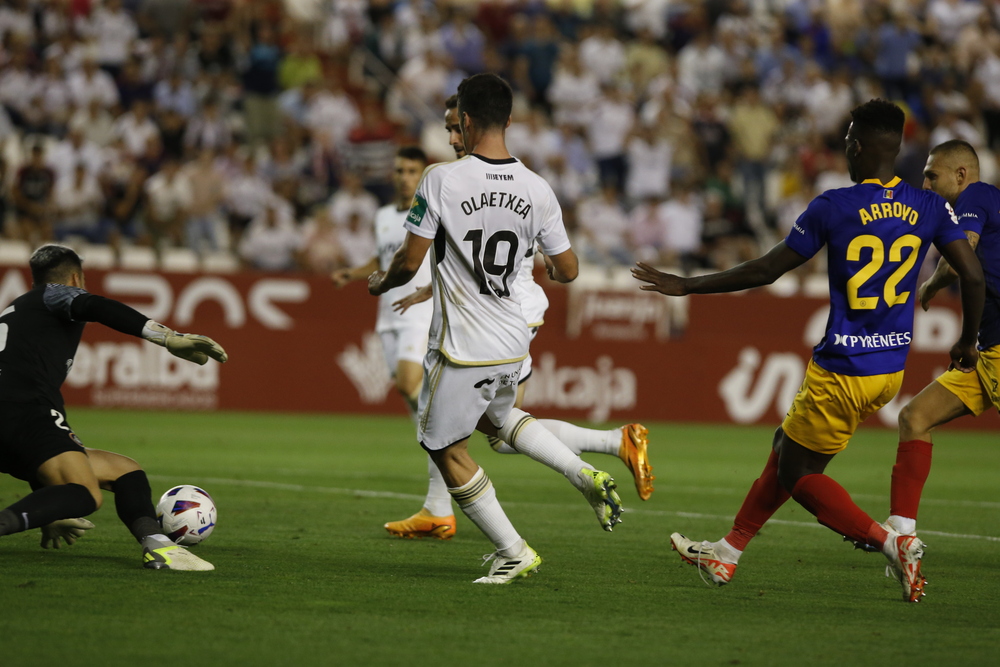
1 409 997 666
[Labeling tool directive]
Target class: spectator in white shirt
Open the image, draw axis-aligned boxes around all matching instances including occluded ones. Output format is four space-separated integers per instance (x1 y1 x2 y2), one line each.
506 107 560 172
67 58 121 110
77 0 138 75
657 181 704 267
33 56 73 133
575 183 633 266
677 31 727 96
53 163 107 243
929 109 984 149
143 158 191 247
336 211 377 269
0 0 35 44
224 152 273 241
184 97 232 154
154 70 197 117
0 50 33 124
328 172 378 227
547 45 600 128
113 99 161 157
579 23 626 85
303 78 362 150
47 127 107 184
625 124 672 203
69 99 116 147
238 198 304 271
587 84 635 192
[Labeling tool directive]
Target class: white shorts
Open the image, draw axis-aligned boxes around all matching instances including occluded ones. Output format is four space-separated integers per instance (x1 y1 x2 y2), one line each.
417 350 522 451
379 327 429 376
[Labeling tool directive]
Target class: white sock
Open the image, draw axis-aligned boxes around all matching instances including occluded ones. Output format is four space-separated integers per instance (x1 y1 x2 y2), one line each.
536 419 621 456
486 435 517 454
714 538 742 564
449 467 523 556
498 409 595 488
887 515 916 535
423 455 453 517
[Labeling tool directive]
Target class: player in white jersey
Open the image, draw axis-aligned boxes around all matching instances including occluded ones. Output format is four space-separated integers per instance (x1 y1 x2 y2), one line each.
369 74 624 583
383 96 654 542
333 146 432 413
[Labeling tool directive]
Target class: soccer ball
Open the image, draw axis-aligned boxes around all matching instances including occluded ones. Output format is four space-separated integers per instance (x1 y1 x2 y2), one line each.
156 485 217 546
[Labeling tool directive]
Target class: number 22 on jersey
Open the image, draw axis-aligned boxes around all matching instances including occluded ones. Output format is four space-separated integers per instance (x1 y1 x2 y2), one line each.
846 234 922 310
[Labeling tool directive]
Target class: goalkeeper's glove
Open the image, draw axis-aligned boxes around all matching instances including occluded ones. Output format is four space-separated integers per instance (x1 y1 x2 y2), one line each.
142 321 229 365
41 518 95 549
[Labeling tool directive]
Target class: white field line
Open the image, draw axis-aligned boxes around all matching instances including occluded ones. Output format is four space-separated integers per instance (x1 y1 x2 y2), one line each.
149 475 1000 543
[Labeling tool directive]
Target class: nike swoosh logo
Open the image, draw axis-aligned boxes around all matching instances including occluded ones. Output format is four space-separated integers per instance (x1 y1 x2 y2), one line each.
685 546 704 556
474 378 496 388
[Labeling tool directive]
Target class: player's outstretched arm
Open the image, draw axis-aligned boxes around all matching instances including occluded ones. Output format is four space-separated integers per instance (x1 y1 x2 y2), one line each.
369 232 433 296
62 291 227 365
936 236 985 372
632 241 808 296
331 257 378 288
545 248 579 283
392 284 432 313
918 230 980 310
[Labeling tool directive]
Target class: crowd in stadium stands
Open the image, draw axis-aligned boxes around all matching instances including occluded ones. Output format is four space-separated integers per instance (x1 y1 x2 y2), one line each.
1 0 999 274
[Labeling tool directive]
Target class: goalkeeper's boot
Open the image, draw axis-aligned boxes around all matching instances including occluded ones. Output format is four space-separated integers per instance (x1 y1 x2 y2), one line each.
576 468 623 532
883 530 927 603
141 536 214 571
473 542 542 584
670 532 736 586
384 508 456 540
618 423 654 500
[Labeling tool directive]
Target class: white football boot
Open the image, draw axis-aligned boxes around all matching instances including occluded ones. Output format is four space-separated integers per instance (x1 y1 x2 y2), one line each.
473 543 542 584
142 535 215 571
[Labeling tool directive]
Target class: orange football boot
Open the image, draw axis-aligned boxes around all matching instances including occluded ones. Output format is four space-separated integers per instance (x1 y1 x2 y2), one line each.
384 508 456 540
618 423 655 500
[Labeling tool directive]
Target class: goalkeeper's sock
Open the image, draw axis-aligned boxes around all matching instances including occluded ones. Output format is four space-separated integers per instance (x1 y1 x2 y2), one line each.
0 484 97 536
498 409 594 483
723 450 789 551
111 470 162 541
423 455 453 517
536 419 621 456
449 467 523 557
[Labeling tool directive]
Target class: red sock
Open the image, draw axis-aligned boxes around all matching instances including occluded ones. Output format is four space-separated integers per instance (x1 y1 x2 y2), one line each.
723 450 791 551
791 474 888 549
890 440 933 520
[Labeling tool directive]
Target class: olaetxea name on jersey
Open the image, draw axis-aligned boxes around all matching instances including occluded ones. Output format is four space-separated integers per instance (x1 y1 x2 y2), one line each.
460 191 532 218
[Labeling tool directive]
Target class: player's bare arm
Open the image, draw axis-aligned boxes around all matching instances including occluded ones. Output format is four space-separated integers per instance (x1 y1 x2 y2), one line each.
936 236 985 372
918 230 980 310
632 241 809 296
331 257 378 288
369 232 433 296
545 248 579 283
392 283 432 314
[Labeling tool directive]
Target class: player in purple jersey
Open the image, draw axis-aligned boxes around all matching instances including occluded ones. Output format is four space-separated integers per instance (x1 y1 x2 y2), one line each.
632 100 985 602
878 140 1000 538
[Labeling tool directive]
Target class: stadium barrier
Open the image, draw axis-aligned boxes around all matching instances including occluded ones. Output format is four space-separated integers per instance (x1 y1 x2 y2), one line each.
2 265 995 430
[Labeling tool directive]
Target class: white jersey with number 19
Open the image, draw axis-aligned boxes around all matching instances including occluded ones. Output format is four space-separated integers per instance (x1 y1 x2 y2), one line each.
403 154 571 366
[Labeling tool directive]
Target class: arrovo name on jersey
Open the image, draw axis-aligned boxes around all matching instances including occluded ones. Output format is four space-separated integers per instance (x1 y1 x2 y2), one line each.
461 191 533 218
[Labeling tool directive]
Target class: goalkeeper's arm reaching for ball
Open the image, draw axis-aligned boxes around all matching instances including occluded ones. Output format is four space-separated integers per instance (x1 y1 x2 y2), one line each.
62 289 228 365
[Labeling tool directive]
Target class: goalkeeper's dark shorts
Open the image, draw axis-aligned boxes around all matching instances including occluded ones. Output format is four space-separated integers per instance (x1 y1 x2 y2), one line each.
0 402 86 483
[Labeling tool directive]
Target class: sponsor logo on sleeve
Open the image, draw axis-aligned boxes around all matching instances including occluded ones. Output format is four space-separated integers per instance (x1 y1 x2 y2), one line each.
407 193 428 227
